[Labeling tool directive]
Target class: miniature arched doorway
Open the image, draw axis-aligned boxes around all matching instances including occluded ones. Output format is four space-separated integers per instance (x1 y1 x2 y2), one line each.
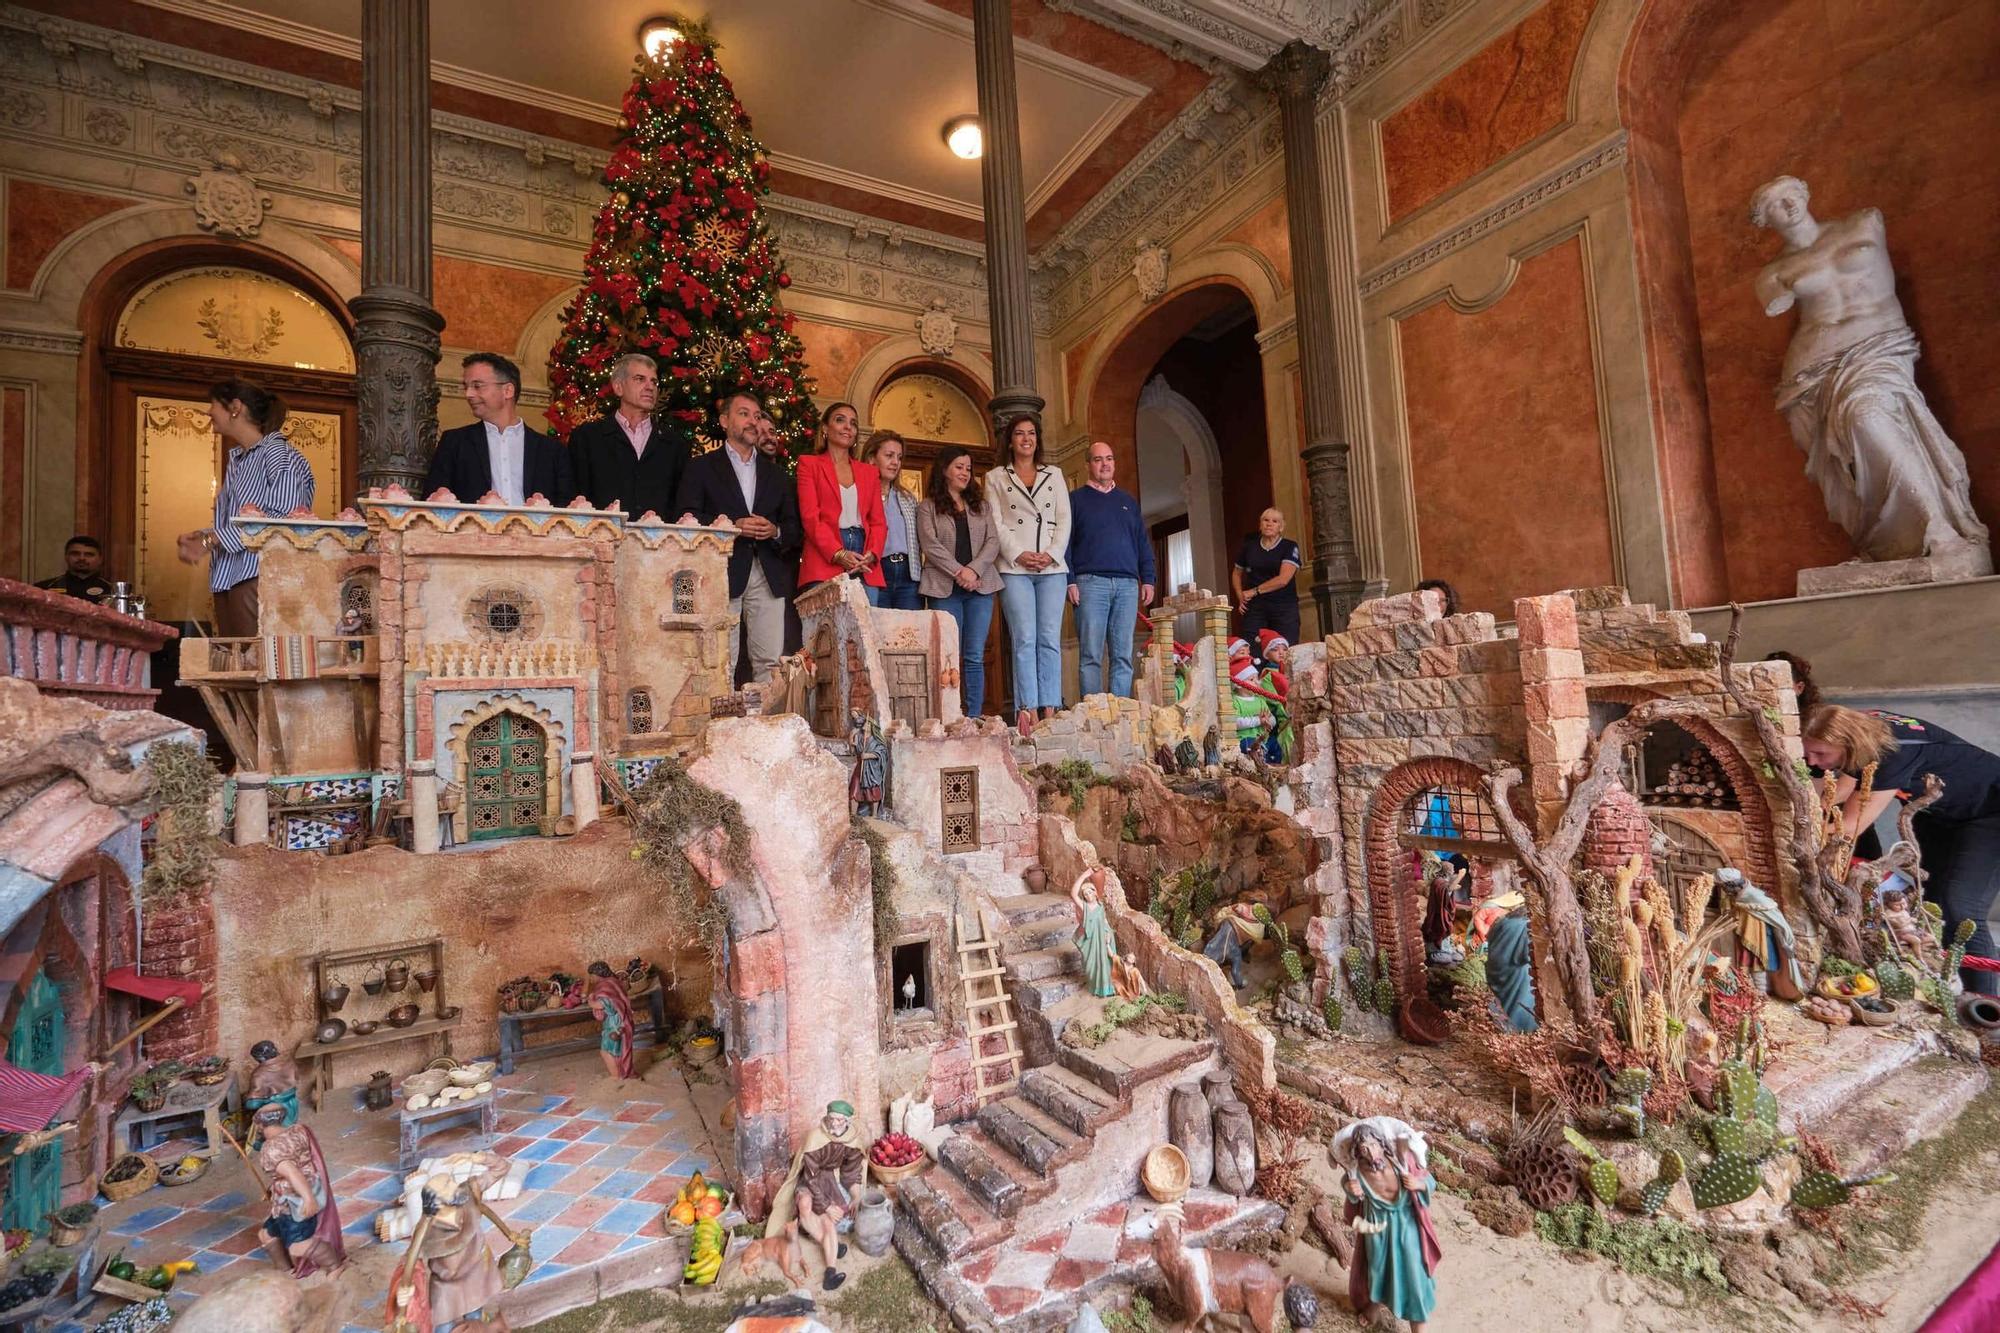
1651 813 1730 929
1364 756 1524 1033
2 971 65 1232
452 699 565 842
84 242 358 627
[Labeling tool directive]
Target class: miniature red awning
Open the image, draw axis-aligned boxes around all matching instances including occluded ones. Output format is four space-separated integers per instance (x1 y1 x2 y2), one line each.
0 1059 92 1133
103 966 202 1008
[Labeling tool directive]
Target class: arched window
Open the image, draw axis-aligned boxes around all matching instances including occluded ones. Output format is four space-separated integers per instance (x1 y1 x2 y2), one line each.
628 689 654 734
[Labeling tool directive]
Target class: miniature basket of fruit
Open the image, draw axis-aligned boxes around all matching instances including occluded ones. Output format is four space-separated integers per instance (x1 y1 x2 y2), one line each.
45 1202 97 1247
1818 972 1878 1001
95 1254 196 1302
99 1153 159 1203
868 1132 928 1184
158 1153 211 1188
665 1172 731 1229
0 1249 74 1317
186 1056 230 1087
680 1225 732 1288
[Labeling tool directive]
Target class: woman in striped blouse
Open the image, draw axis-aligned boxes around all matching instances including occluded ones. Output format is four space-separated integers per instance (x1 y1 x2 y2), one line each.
178 378 315 637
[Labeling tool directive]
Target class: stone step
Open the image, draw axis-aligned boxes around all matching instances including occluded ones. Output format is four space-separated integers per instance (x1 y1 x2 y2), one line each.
992 892 1074 930
1003 943 1081 983
1766 1017 1934 1131
897 1162 1011 1260
977 1094 1089 1178
938 1130 1030 1219
1057 1027 1216 1101
1809 1055 1987 1179
1004 914 1077 955
1019 1064 1121 1136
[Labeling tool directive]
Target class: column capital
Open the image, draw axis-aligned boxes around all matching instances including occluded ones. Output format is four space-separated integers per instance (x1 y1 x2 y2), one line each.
1259 40 1331 104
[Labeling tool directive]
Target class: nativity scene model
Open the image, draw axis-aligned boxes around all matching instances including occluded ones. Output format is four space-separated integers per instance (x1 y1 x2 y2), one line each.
3 4 1999 1331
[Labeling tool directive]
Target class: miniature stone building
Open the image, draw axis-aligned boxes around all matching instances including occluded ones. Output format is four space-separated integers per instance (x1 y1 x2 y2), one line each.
178 492 735 849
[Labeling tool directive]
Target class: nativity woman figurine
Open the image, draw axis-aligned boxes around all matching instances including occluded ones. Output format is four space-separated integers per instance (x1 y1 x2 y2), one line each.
1751 176 1989 570
586 973 637 1080
253 1102 345 1278
1070 866 1117 999
1332 1116 1441 1332
388 1172 509 1332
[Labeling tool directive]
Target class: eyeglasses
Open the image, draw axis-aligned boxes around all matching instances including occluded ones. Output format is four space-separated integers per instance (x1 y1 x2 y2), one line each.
462 380 501 392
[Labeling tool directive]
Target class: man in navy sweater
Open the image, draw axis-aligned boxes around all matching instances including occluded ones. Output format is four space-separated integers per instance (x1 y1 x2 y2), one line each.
1066 440 1155 697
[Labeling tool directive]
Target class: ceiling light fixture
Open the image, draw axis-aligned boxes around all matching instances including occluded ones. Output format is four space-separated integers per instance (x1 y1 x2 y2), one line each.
942 116 983 160
638 17 684 57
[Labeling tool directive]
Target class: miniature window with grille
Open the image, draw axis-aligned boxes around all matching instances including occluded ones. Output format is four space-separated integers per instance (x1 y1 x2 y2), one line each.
672 570 697 614
465 586 541 639
628 688 654 734
1399 784 1512 855
941 767 979 852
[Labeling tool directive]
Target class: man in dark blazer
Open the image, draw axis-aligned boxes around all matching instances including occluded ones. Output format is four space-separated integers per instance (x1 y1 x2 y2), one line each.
568 352 691 519
422 352 574 505
674 389 801 684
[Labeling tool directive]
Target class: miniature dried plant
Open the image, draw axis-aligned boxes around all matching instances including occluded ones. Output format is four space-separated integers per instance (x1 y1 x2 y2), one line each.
142 740 221 903
1242 1085 1327 1207
627 756 748 965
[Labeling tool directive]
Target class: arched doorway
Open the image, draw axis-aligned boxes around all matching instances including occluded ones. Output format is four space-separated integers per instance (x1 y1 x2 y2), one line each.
1085 283 1274 624
82 242 358 627
465 710 551 842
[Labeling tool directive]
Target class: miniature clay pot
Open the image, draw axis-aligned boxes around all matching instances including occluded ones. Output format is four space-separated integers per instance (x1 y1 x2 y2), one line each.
315 1018 348 1044
852 1189 894 1257
349 1020 380 1036
361 962 386 997
413 969 440 994
321 975 350 1012
364 1070 394 1111
385 1003 421 1029
383 957 412 992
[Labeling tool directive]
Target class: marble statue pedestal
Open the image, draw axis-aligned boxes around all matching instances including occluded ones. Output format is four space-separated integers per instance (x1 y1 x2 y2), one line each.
1797 545 1993 597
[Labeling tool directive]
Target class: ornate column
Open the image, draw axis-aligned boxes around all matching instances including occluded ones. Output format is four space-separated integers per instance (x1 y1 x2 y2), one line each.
350 0 445 495
1264 42 1365 630
971 0 1045 434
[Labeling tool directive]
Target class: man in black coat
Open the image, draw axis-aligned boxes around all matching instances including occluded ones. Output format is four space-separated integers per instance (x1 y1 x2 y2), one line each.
422 352 574 505
674 389 801 684
568 352 691 520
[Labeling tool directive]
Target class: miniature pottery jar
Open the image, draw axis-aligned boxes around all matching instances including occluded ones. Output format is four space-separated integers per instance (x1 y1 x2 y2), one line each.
321 975 350 1012
414 968 440 994
365 1070 394 1111
362 962 386 997
852 1189 893 1257
384 957 412 992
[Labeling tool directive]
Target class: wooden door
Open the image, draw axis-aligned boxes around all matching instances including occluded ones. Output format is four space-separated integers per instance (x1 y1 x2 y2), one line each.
3 971 65 1233
882 650 932 728
467 712 547 841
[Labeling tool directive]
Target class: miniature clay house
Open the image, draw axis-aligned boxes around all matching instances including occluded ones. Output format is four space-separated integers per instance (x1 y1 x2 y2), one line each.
794 577 961 737
179 490 735 848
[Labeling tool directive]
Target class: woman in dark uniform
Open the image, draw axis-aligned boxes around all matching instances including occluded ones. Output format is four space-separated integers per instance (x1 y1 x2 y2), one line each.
1232 507 1302 646
1803 704 2000 995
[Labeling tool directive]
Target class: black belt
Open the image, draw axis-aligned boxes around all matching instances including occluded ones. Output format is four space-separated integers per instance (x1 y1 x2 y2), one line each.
883 554 909 563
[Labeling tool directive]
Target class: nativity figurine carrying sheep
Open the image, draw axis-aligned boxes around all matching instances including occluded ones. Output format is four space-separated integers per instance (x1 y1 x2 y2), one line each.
1332 1116 1441 1332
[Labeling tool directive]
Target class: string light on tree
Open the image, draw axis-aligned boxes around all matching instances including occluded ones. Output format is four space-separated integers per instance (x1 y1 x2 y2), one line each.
547 15 818 465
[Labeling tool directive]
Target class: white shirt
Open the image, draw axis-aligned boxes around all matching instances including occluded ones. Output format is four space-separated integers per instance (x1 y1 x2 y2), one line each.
484 418 526 505
837 482 860 528
725 441 759 512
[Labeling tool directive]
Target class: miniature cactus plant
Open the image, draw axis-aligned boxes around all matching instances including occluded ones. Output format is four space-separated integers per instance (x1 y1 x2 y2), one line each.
1562 1127 1621 1206
1253 905 1306 984
1691 1151 1764 1210
1791 1168 1895 1211
1875 957 1915 1001
1341 941 1395 1015
1638 1148 1684 1216
1607 1066 1652 1137
1322 994 1344 1032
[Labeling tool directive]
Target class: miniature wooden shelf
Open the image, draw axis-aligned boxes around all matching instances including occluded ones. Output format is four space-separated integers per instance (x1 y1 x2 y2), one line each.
299 935 454 1110
496 982 669 1075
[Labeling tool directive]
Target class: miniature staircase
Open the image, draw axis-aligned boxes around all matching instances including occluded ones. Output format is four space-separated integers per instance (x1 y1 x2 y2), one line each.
957 909 1024 1104
895 891 1275 1330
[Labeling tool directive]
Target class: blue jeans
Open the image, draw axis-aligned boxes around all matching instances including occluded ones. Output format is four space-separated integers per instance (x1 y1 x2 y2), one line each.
928 588 995 717
1074 574 1139 698
878 555 922 610
841 525 881 608
1000 572 1066 711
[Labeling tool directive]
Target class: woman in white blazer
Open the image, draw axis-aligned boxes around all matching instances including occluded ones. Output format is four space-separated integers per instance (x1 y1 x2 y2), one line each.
984 414 1072 734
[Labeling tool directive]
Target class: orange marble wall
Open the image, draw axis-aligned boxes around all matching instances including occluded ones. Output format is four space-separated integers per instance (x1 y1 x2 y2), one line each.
1063 325 1102 415
1673 0 2000 600
1398 237 1616 615
431 255 573 357
790 320 888 404
5 180 132 289
1223 195 1293 289
1380 0 1599 223
2 386 24 580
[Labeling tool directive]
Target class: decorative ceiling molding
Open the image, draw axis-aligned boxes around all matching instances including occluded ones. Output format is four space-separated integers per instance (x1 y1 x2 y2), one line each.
1047 0 1389 69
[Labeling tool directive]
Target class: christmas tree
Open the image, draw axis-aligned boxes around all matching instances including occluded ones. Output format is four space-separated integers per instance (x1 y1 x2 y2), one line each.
546 23 817 461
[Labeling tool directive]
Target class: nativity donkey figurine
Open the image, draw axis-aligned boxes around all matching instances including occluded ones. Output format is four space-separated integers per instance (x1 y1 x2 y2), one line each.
1151 1201 1290 1332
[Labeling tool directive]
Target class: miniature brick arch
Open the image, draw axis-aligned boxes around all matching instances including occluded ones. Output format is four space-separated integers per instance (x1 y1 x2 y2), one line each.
444 693 567 841
1590 686 1781 904
1363 755 1518 999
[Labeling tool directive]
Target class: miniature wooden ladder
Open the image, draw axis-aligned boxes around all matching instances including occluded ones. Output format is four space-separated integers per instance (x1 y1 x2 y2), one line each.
956 910 1022 1106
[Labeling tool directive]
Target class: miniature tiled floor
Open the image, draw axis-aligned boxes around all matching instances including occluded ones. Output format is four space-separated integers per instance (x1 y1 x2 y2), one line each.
44 1051 719 1332
906 1188 1283 1330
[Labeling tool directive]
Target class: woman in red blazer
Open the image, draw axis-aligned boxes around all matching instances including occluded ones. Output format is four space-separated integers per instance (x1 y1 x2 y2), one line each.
795 401 887 604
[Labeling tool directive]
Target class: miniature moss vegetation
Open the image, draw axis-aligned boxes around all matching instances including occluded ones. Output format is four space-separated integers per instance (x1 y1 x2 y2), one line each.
1534 1203 1727 1291
142 740 220 903
627 756 749 964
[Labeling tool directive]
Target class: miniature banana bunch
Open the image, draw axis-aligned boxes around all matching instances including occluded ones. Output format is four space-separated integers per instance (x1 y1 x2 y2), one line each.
1561 1127 1621 1206
683 1217 726 1285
